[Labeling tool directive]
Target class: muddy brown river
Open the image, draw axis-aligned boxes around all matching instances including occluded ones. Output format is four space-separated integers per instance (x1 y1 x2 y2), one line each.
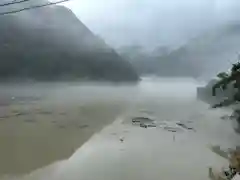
0 78 238 180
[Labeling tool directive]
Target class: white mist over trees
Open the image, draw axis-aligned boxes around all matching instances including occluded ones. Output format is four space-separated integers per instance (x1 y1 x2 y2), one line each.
64 0 240 78
0 0 139 82
65 0 240 49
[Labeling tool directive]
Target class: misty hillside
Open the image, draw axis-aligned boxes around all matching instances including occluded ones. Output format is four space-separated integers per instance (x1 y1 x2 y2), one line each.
0 3 139 82
118 45 199 78
119 22 240 79
173 23 240 78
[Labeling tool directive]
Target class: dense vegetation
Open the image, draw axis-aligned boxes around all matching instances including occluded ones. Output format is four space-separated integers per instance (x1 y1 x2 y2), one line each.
0 4 139 82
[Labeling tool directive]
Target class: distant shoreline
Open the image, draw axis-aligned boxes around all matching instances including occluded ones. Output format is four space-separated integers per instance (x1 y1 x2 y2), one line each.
0 77 140 84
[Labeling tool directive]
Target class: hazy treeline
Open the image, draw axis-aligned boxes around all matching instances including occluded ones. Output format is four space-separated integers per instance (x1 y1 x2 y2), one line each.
0 2 139 82
119 23 240 79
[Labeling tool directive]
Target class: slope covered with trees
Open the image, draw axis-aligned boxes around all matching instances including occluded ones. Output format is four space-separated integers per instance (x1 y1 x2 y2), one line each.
119 22 240 79
0 1 139 82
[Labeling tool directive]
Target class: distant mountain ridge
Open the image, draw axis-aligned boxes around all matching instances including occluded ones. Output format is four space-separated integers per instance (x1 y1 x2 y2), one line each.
172 22 240 77
119 22 240 79
0 2 139 82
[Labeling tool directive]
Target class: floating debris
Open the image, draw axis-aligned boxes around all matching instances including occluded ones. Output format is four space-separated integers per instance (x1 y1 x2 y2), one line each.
0 111 30 118
78 125 89 129
0 115 10 119
220 115 231 121
119 137 124 143
37 111 53 115
132 116 194 133
176 122 196 131
163 127 178 132
147 124 157 128
132 116 155 124
12 96 41 102
132 118 141 123
157 121 168 127
138 122 157 129
140 123 147 128
59 112 67 115
163 124 185 132
13 111 30 117
24 119 35 123
139 109 154 115
58 125 66 129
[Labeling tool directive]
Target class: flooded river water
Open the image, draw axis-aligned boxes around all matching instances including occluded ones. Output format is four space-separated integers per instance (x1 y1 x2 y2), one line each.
0 78 239 180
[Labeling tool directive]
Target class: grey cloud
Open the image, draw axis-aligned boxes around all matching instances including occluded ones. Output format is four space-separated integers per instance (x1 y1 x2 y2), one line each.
65 0 240 49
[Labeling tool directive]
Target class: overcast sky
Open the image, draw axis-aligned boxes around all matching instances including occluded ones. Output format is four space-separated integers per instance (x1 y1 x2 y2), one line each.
63 0 240 49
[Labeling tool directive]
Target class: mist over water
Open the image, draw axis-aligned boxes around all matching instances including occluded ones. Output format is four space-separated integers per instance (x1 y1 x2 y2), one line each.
1 0 240 179
0 78 238 180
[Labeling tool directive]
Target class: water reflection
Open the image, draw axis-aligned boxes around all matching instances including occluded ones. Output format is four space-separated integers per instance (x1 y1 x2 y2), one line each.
0 78 238 179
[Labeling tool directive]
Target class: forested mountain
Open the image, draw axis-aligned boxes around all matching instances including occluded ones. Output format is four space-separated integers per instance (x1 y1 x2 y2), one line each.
167 23 240 78
118 45 199 78
119 22 240 79
0 2 139 82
